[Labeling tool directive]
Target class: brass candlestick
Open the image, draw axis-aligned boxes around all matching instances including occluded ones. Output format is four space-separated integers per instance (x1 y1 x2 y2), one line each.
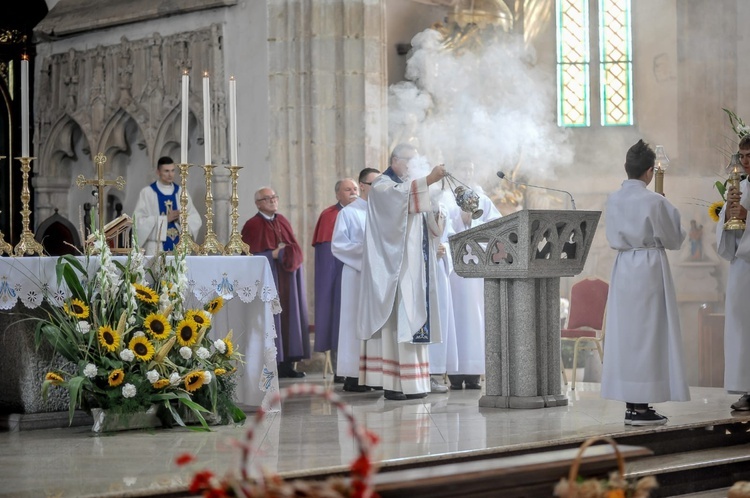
724 153 746 231
13 157 44 256
198 164 224 255
175 163 200 254
223 165 251 255
0 156 12 255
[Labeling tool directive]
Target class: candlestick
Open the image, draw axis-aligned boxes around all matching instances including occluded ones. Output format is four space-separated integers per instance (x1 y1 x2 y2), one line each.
181 71 189 164
229 76 238 165
175 163 200 255
224 165 251 256
14 156 44 256
21 54 29 158
198 164 224 255
202 72 211 166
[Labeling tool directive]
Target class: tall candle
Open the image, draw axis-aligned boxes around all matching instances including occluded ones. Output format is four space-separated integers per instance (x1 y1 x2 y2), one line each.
229 76 238 165
181 71 189 164
21 54 29 157
203 72 211 165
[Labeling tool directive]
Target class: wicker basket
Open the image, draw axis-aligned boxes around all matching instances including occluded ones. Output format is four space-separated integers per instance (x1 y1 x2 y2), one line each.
554 435 657 498
181 384 379 498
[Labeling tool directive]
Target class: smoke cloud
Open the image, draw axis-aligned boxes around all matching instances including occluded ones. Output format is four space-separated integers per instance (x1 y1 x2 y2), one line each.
389 26 574 189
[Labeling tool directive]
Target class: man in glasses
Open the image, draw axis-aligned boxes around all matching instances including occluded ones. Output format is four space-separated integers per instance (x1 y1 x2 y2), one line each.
241 187 309 378
357 143 449 401
311 178 359 383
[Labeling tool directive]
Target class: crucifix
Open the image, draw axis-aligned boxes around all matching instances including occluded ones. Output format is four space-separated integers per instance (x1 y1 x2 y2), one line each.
76 152 126 233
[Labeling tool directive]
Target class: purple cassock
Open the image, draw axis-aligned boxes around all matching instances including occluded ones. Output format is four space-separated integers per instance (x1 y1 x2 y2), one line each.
312 203 344 352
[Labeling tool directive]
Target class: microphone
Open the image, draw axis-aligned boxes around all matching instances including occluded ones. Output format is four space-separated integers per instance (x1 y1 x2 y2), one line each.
497 171 576 210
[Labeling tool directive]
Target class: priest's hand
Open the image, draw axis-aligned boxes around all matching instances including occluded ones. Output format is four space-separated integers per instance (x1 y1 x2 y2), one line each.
272 242 286 259
727 185 741 204
436 243 447 259
426 164 448 186
167 209 180 222
728 202 747 221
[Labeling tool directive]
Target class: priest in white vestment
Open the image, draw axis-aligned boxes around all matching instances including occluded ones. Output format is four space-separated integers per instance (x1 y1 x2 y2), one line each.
331 167 381 392
357 144 448 400
448 185 501 390
601 140 689 426
133 156 202 255
718 136 750 411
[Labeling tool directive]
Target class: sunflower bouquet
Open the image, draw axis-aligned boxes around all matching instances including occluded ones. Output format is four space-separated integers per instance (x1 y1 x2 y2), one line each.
36 231 246 431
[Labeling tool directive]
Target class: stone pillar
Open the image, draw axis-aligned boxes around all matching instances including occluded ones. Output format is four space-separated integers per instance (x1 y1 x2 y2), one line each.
267 0 388 312
32 176 75 229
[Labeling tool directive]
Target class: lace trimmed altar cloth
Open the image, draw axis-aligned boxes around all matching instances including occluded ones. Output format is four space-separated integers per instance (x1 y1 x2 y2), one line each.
0 255 281 412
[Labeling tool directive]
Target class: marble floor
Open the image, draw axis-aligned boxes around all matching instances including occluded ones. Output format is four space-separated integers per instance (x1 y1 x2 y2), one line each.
0 375 747 498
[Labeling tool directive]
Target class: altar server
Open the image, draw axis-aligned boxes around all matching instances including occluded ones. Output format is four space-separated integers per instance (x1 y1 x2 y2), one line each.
357 144 447 401
312 178 359 380
133 156 201 254
601 139 689 426
718 134 750 411
447 160 501 390
331 168 380 392
241 187 310 378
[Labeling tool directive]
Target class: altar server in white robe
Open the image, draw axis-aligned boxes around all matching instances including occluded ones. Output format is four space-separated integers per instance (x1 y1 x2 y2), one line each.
427 197 456 394
717 135 750 411
133 156 202 255
447 175 501 390
601 139 689 426
357 144 448 401
331 167 381 393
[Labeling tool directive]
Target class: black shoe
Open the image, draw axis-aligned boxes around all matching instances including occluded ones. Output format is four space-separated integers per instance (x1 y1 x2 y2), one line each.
278 362 305 378
384 390 407 401
450 383 464 390
624 409 634 425
405 392 428 399
630 407 668 426
333 375 345 384
343 377 368 392
464 375 481 390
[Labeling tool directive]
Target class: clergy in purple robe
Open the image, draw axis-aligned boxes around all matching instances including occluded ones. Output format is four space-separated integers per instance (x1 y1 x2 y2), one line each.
312 179 359 358
241 186 309 378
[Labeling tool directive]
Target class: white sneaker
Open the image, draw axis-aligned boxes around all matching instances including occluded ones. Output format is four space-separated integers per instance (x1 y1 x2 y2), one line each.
430 377 449 393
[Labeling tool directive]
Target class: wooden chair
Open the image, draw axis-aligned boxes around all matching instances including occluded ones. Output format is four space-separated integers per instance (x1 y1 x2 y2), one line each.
561 277 609 390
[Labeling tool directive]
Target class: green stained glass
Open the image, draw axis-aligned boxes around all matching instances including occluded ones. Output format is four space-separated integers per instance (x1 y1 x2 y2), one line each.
599 0 632 126
556 0 590 127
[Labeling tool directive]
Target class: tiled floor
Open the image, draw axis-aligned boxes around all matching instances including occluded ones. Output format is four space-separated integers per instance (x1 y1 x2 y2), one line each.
0 376 747 498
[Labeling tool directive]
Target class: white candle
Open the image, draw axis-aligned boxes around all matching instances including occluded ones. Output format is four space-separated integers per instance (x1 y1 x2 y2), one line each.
203 72 211 165
229 76 238 165
181 71 189 164
21 54 29 157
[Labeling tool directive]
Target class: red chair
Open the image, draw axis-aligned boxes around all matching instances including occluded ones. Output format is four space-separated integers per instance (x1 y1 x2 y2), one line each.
561 277 609 390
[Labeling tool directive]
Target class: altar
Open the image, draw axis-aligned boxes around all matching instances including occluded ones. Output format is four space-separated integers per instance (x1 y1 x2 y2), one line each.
0 255 281 423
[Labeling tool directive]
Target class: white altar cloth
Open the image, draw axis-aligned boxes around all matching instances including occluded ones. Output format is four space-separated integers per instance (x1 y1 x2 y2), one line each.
0 255 281 411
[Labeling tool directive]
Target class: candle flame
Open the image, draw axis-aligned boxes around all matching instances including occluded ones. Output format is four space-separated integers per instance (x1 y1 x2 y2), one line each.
203 71 209 77
182 69 189 75
21 53 29 61
230 75 235 81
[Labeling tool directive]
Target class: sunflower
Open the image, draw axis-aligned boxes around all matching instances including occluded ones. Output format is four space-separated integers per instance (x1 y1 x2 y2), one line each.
709 200 724 222
152 378 171 389
144 313 171 340
186 309 211 328
175 318 199 347
133 283 159 304
108 368 125 387
214 368 227 376
45 372 64 385
184 371 205 392
206 296 224 314
224 337 235 357
128 336 155 362
63 298 90 319
98 325 121 352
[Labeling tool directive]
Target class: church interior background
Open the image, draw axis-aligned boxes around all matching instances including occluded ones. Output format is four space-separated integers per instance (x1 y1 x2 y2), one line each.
1 1 750 497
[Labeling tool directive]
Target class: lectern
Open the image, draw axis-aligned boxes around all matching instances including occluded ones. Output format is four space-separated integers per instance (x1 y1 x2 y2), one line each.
449 209 601 408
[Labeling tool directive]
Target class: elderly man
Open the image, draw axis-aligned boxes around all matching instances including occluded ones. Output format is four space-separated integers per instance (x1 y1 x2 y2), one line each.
133 156 201 254
331 168 380 392
241 187 309 378
312 178 359 381
357 144 448 400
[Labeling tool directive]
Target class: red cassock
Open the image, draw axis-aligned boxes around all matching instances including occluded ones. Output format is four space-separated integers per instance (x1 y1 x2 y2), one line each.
241 213 309 362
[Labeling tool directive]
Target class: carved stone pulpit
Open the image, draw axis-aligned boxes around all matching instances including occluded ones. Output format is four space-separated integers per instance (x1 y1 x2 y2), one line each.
449 209 601 409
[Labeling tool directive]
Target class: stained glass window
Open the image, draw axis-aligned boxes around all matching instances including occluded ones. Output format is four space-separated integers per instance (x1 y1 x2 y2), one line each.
556 0 632 127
